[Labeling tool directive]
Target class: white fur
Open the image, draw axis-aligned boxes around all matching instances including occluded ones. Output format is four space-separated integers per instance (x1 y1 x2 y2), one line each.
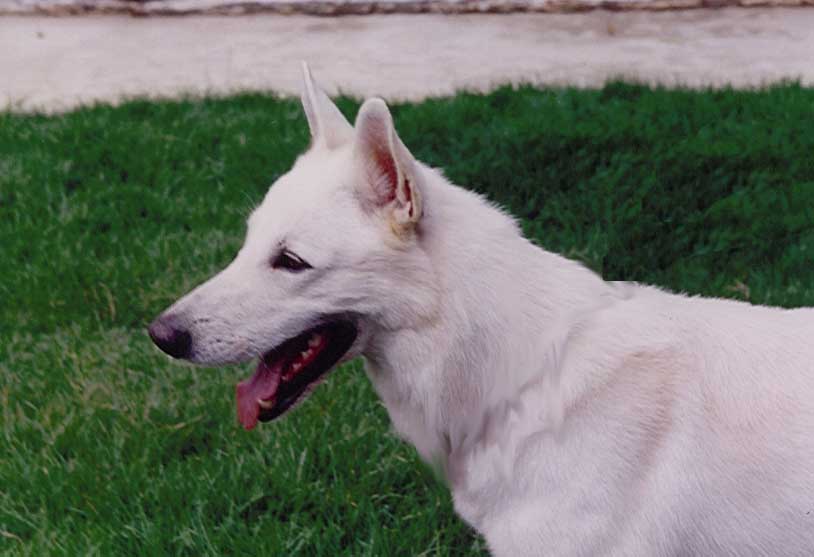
160 65 814 555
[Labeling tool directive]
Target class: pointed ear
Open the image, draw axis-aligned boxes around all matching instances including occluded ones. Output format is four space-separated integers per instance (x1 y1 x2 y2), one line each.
353 98 422 229
300 62 353 149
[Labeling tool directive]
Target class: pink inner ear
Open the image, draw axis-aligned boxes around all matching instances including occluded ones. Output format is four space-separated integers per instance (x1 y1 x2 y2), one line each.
373 146 398 204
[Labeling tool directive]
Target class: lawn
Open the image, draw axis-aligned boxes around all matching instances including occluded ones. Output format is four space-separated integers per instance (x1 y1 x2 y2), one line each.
2 82 814 555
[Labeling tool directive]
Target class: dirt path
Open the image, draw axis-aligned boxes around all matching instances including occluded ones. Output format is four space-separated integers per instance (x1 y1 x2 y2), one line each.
3 8 813 112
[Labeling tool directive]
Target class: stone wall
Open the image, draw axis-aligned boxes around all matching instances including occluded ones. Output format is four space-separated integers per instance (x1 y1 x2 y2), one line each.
2 0 812 15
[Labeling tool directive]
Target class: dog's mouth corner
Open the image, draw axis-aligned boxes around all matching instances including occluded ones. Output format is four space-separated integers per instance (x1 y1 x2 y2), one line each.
235 319 358 430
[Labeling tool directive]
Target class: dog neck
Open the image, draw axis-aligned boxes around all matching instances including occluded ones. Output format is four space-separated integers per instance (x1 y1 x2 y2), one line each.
362 166 614 475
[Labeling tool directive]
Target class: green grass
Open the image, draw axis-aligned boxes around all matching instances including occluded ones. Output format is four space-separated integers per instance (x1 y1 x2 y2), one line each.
2 82 814 555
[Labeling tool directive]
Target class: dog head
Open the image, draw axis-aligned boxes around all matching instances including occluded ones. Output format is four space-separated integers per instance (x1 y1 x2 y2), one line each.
149 63 439 428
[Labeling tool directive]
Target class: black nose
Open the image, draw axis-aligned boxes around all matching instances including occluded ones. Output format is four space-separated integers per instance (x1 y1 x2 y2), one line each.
148 314 192 359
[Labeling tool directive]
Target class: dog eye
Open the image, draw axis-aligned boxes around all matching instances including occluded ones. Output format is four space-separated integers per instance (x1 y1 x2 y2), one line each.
272 249 312 272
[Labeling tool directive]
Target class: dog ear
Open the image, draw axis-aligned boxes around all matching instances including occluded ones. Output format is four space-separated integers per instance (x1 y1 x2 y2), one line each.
353 98 422 230
300 62 353 149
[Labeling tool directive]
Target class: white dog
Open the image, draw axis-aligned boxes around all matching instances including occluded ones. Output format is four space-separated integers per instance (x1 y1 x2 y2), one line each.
149 64 814 556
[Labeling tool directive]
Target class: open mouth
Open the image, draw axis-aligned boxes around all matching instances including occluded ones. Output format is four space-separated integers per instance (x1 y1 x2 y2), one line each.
235 320 357 430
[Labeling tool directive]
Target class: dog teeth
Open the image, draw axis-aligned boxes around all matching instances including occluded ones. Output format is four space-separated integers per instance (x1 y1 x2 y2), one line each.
291 361 302 372
257 398 274 409
308 334 322 348
300 349 311 360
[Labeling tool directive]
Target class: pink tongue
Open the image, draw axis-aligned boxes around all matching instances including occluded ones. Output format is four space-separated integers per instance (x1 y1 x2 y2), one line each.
235 359 282 430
